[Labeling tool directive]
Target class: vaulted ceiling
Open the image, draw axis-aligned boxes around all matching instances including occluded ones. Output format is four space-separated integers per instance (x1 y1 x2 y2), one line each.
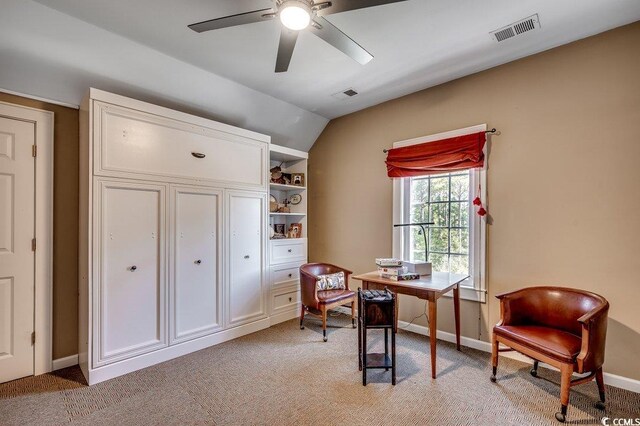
2 0 640 151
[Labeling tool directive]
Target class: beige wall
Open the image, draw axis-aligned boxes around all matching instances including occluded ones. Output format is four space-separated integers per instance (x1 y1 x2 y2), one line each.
309 22 640 380
0 92 79 360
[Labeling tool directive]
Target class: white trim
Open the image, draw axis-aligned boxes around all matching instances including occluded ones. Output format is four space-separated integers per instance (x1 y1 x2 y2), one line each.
391 124 487 303
397 320 640 394
0 101 54 376
52 354 79 371
0 88 79 109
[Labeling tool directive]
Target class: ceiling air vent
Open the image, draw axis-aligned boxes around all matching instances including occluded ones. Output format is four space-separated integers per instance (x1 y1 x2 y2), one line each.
331 88 359 100
490 14 541 42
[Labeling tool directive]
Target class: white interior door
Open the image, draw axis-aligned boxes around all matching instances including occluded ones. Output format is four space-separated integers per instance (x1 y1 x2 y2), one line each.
0 116 35 383
228 191 266 326
171 186 222 343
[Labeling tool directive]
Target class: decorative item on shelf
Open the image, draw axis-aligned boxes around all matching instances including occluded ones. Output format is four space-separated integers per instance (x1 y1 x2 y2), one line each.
270 162 292 185
269 194 278 212
277 198 291 213
287 223 302 239
273 224 286 239
291 173 305 186
269 225 275 239
289 193 302 205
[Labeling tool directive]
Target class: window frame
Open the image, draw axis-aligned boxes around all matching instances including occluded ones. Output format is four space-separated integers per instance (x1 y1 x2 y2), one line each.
392 124 487 303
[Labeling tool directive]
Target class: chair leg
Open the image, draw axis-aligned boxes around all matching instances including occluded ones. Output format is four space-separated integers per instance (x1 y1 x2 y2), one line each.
531 360 539 377
351 300 356 328
322 308 328 342
490 335 499 382
595 367 606 410
299 305 305 330
555 364 572 423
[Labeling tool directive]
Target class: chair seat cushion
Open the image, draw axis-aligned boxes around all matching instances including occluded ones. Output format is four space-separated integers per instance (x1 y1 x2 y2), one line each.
317 289 355 305
494 325 582 363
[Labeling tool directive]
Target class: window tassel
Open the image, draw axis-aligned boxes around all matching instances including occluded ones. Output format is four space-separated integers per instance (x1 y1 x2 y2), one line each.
473 184 487 216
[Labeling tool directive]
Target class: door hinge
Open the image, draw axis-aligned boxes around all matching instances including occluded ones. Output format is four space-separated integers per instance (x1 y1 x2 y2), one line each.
31 331 36 345
32 238 36 251
32 145 37 157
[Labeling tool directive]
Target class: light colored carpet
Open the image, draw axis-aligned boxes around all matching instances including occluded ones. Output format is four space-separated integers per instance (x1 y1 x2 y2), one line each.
1 313 638 425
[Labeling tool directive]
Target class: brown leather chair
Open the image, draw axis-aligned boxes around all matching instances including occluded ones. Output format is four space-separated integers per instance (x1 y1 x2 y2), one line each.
299 263 357 342
490 286 609 423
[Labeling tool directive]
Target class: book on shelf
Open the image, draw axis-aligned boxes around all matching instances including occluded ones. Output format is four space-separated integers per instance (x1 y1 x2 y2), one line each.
377 266 408 276
381 273 420 281
375 258 403 267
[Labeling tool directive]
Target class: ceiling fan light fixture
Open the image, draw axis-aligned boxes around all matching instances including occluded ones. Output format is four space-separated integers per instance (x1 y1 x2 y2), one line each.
279 0 312 31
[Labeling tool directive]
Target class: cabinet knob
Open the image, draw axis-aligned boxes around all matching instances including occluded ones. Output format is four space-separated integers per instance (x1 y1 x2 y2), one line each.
195 260 202 265
288 273 293 278
130 266 137 271
287 249 292 253
288 297 292 302
191 152 206 159
244 255 250 259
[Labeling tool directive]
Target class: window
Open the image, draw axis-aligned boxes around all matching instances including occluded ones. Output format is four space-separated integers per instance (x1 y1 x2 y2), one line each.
392 126 487 302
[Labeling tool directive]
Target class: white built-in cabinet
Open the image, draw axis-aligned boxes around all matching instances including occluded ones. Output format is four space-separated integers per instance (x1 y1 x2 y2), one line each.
268 145 309 325
79 89 271 385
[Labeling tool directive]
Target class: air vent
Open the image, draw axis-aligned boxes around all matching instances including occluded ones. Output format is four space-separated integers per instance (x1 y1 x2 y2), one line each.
331 88 359 100
490 14 541 42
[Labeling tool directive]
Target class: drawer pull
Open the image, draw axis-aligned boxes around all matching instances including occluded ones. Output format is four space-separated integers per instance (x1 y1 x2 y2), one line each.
244 255 250 259
288 297 292 302
129 265 137 271
195 259 202 265
287 249 292 253
191 152 206 159
288 273 293 278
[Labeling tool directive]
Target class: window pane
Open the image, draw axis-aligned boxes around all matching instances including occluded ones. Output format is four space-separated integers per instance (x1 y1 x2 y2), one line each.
411 228 427 262
411 204 428 223
450 202 467 228
429 177 449 202
450 255 469 275
411 179 429 204
429 228 449 252
429 253 449 272
451 174 469 201
429 203 448 227
450 228 469 254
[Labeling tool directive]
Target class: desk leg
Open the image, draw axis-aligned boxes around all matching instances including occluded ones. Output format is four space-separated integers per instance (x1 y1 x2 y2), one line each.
428 299 437 379
453 284 461 351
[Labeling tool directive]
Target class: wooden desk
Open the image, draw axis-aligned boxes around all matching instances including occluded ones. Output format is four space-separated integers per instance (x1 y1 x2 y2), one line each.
352 271 469 379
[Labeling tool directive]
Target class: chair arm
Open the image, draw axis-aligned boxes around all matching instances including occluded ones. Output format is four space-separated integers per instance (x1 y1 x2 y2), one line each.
299 270 320 309
494 289 529 326
576 301 609 373
342 270 353 291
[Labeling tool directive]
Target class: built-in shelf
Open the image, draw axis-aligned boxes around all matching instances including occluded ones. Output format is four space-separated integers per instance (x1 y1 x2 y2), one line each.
270 237 307 241
269 183 306 191
270 212 306 217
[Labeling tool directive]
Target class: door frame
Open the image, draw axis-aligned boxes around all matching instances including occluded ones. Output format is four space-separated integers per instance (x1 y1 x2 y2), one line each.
0 101 54 376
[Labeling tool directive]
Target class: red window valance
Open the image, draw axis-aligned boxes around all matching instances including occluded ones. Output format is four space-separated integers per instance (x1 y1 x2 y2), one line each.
385 131 486 178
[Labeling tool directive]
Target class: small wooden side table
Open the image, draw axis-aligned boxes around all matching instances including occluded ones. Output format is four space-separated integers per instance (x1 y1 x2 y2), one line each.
358 288 396 385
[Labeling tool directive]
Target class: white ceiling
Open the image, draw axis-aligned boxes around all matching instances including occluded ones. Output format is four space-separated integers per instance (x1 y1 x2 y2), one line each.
31 0 640 120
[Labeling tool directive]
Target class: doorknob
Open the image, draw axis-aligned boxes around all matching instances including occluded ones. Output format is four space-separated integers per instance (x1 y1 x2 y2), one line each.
195 260 202 265
129 265 137 271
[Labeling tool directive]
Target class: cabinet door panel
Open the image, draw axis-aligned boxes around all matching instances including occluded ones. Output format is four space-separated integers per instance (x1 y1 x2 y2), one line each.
228 192 266 326
172 187 222 343
95 180 166 366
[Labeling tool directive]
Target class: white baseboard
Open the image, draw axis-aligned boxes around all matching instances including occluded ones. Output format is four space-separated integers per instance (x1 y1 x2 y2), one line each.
397 320 640 394
52 354 79 371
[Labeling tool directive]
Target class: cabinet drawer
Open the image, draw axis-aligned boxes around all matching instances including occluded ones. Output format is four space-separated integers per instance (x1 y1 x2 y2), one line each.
273 290 300 312
270 262 303 286
94 102 267 189
270 239 306 265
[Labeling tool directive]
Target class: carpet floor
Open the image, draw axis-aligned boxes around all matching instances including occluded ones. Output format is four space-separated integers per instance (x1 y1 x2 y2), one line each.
1 313 638 425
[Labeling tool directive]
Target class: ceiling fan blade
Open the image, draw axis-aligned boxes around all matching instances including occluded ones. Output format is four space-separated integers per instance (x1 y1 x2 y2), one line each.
275 29 299 73
308 17 373 65
315 0 409 16
188 8 275 33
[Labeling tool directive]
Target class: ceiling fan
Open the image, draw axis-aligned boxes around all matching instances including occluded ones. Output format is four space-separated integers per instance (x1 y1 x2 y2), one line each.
188 0 408 73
